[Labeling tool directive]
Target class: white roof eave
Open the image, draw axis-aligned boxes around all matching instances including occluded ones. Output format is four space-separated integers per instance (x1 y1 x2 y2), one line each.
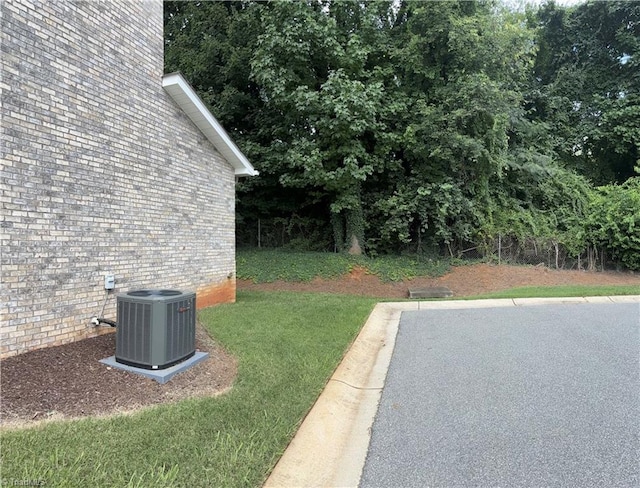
162 72 258 177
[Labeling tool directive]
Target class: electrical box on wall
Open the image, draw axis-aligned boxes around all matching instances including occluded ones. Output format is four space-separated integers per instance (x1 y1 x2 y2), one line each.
104 274 115 290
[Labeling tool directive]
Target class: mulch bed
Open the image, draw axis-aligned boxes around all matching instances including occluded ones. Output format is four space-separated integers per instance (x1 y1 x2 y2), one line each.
1 324 236 429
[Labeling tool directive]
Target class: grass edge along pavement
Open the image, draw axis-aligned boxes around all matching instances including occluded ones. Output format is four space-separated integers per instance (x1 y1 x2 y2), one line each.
0 291 377 488
2 284 638 487
468 284 640 299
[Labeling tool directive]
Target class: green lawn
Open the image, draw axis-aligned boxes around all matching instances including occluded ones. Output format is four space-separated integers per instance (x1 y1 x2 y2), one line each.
469 284 640 299
1 291 377 487
2 280 637 487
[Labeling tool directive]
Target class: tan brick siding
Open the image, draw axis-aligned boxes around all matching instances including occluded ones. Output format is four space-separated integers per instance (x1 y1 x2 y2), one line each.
1 0 238 357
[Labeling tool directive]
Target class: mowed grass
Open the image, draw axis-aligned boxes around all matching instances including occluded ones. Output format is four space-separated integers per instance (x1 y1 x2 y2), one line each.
470 284 640 299
1 291 377 488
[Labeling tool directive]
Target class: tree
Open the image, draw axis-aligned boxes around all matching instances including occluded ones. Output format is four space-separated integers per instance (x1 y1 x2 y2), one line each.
584 178 640 270
530 0 640 183
163 0 636 267
373 1 540 254
164 1 320 248
164 1 265 132
249 0 400 253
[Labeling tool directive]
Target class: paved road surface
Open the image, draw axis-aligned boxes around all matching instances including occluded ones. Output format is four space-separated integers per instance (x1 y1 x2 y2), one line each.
361 303 639 487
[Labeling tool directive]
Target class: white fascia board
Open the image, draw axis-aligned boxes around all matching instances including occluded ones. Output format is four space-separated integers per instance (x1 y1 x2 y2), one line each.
162 72 258 177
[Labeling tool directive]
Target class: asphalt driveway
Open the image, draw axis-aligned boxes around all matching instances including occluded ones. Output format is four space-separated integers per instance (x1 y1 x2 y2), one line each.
360 303 639 487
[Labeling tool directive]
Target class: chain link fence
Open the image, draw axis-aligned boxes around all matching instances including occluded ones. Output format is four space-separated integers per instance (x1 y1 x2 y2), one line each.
238 218 623 272
455 235 616 271
237 217 334 251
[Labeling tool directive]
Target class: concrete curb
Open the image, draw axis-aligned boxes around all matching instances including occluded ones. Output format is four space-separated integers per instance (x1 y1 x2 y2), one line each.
263 296 640 488
264 303 401 488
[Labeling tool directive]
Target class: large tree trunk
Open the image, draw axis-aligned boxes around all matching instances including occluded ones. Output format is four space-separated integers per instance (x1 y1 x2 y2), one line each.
345 199 365 255
348 233 363 255
332 186 365 255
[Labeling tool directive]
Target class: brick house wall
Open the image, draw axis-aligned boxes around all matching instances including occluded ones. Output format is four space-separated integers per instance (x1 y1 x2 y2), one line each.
1 0 252 357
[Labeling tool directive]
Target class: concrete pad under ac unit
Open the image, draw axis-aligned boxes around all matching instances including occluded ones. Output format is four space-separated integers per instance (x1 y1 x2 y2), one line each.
99 352 209 384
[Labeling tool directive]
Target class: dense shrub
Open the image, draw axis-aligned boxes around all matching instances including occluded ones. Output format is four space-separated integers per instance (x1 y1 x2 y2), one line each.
583 178 640 270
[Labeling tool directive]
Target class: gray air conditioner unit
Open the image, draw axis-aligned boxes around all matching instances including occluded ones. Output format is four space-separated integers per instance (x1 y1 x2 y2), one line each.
115 289 196 370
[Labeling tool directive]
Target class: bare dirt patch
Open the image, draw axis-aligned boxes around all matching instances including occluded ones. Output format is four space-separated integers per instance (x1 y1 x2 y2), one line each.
238 262 639 298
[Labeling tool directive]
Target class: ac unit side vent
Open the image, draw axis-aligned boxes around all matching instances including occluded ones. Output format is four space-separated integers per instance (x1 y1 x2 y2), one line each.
116 301 151 365
165 299 196 363
115 289 196 370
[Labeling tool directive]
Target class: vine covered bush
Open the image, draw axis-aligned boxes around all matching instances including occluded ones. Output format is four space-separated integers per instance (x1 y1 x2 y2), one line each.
583 178 640 270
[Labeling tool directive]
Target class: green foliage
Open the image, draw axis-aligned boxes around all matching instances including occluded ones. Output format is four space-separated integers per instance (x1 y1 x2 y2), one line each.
370 1 538 255
164 1 263 133
362 254 451 282
164 0 639 269
584 178 640 270
236 249 450 283
246 1 402 253
374 179 480 254
530 0 640 183
488 166 593 257
237 249 353 282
